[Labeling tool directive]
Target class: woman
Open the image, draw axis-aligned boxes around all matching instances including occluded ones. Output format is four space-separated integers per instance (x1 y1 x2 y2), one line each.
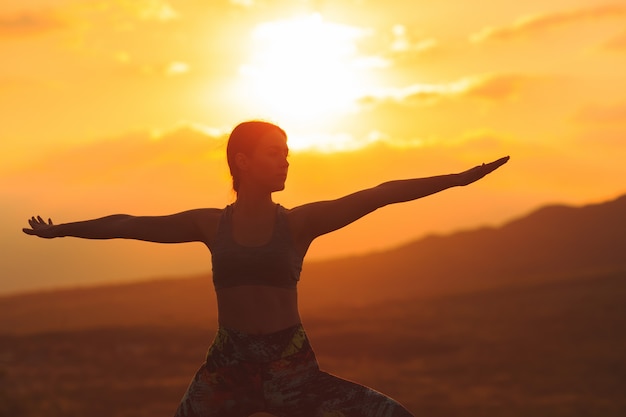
24 121 509 417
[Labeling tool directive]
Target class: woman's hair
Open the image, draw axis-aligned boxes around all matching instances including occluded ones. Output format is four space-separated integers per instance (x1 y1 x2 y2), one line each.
227 121 286 192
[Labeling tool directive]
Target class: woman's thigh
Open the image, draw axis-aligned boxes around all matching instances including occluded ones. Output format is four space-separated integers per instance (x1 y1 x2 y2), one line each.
173 361 264 417
268 371 413 417
302 371 414 417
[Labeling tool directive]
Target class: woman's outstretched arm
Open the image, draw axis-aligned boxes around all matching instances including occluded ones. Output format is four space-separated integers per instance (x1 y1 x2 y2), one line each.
22 209 219 244
291 156 509 241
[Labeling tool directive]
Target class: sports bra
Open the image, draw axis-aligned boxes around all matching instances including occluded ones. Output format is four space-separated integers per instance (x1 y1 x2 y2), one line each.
211 204 304 290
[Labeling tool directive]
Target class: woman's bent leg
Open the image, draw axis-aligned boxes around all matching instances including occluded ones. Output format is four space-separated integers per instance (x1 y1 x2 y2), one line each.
173 360 265 417
174 325 413 417
308 371 413 417
260 325 413 417
173 327 267 417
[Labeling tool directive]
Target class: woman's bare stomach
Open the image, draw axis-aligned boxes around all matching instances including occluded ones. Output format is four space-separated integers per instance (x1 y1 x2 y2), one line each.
215 285 301 335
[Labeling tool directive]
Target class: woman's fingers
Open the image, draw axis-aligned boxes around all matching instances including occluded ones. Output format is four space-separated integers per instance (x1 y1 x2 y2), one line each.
23 216 56 238
459 156 509 186
491 156 510 168
482 156 509 174
26 215 53 230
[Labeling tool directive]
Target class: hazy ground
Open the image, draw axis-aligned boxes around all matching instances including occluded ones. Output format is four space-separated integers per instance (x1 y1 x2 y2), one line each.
1 271 625 417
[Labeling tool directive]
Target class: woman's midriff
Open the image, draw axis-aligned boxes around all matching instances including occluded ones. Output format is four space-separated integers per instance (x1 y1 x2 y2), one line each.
215 285 301 335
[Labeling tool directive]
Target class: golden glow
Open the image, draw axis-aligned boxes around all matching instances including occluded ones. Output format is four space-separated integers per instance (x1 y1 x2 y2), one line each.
239 13 374 139
4 0 626 296
287 131 366 153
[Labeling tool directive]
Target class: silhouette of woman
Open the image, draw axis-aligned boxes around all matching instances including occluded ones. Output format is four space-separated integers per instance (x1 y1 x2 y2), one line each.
23 121 509 417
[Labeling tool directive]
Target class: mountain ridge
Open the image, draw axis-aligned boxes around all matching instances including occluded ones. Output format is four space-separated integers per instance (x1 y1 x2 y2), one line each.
298 193 626 305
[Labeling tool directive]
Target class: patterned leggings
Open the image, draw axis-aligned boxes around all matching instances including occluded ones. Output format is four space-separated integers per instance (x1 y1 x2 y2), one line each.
174 323 413 417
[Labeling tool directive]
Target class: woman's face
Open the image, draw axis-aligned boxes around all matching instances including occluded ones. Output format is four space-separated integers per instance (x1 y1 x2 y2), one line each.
244 129 290 192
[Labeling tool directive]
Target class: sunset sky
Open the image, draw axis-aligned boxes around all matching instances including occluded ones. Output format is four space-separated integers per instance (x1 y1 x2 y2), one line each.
2 0 625 295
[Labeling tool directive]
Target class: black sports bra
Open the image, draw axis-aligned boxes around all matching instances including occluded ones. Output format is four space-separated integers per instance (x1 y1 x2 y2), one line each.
211 204 303 290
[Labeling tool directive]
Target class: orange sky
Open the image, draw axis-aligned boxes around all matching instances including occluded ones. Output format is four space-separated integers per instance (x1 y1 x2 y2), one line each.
2 0 626 295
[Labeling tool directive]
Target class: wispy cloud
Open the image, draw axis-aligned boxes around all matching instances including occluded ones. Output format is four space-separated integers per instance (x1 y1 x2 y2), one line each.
103 0 180 21
390 24 439 54
0 10 67 37
471 4 626 43
165 61 190 76
465 74 533 101
359 81 468 106
135 0 180 21
111 59 193 79
575 102 626 125
230 0 255 7
12 125 227 187
603 30 626 51
359 73 532 106
0 1 179 39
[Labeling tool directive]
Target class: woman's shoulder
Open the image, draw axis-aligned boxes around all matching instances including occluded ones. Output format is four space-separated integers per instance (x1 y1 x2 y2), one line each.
184 207 228 244
181 206 226 219
280 203 315 236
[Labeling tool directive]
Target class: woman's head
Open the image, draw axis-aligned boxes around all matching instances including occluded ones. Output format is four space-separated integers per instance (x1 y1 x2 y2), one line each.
227 121 288 193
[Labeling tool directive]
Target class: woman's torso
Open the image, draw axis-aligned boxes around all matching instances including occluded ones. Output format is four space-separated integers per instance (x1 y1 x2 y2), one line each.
201 204 309 335
214 285 300 334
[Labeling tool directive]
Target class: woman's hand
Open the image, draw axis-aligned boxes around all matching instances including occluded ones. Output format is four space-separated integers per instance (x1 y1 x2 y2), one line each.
458 156 510 186
23 216 59 238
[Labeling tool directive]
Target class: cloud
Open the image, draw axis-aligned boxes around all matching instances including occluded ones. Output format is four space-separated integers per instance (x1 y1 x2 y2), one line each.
390 24 439 54
104 0 180 21
0 10 67 37
575 102 626 125
363 24 441 69
136 0 180 21
358 80 468 107
603 30 626 51
9 125 228 190
111 59 194 79
358 73 532 107
230 0 256 7
465 74 532 101
471 4 626 43
0 76 53 93
165 61 190 76
0 1 179 39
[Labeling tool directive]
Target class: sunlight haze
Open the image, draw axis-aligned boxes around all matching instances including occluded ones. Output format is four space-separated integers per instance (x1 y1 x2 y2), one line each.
1 0 625 294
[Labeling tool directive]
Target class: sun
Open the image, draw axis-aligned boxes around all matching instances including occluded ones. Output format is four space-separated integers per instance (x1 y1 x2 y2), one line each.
237 13 375 148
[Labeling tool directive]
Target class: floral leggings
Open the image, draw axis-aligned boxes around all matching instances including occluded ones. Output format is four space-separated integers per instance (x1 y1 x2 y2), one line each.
174 323 413 417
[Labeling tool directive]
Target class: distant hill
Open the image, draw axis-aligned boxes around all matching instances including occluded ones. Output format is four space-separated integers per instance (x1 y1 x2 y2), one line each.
301 194 626 307
1 194 625 334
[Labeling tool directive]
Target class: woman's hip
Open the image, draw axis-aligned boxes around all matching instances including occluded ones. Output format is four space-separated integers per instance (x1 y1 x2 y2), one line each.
207 323 318 366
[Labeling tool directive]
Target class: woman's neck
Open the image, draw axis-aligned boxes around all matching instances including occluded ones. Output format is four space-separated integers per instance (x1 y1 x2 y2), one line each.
233 191 275 214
